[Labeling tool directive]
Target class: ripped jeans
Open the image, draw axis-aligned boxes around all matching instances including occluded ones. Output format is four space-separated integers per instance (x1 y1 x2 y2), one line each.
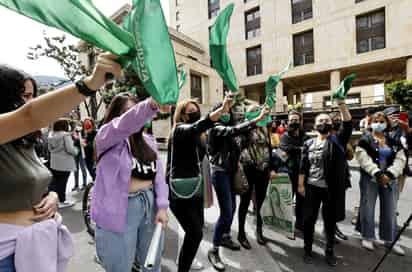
95 188 163 272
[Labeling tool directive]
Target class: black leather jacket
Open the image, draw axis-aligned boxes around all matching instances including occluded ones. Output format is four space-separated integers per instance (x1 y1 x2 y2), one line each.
167 115 215 181
207 120 257 174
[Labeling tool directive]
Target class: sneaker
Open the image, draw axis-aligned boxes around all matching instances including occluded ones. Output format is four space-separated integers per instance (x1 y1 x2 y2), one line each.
208 249 225 272
325 252 338 267
335 226 348 241
221 236 241 251
176 257 204 270
303 251 313 264
361 240 375 251
58 201 75 209
386 244 405 256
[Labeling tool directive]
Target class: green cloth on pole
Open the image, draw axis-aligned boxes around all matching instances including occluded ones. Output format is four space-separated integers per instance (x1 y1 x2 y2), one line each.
129 0 179 104
0 0 180 105
178 65 187 90
209 3 238 92
244 110 271 127
0 0 135 58
332 73 357 100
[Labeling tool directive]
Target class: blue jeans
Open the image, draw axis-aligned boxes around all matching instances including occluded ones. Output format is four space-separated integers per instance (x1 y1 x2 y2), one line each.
211 170 236 247
74 155 88 187
358 173 397 242
0 255 15 272
95 188 163 272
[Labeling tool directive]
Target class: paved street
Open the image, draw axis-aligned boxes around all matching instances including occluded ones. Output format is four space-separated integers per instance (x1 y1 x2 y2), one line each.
62 155 412 272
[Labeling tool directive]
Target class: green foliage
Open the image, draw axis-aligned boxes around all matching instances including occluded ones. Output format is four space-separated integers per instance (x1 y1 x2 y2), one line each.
385 80 412 110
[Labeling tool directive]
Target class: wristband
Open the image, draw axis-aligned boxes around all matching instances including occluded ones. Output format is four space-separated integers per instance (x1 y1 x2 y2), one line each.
75 79 96 97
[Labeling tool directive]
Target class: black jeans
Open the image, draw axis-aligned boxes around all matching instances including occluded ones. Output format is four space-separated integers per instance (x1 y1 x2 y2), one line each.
49 169 71 203
238 165 269 235
85 157 96 180
170 197 204 272
304 184 335 254
290 173 305 229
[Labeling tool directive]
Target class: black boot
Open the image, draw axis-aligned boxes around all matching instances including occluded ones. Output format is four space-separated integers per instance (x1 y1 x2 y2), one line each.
238 232 252 250
325 248 337 267
256 227 267 245
221 236 241 251
208 248 225 271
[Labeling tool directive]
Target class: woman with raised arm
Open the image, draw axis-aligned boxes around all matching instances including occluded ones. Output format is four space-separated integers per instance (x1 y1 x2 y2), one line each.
0 53 121 272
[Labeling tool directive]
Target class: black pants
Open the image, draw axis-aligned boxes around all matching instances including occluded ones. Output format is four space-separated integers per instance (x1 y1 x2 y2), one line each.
290 173 305 229
304 184 335 254
170 197 204 272
238 165 269 235
49 169 71 202
85 158 96 180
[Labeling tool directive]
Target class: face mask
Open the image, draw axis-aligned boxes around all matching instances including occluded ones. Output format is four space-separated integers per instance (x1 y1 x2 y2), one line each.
84 121 93 131
220 113 231 124
371 123 387 132
316 123 332 135
288 123 300 131
332 121 342 131
186 111 201 124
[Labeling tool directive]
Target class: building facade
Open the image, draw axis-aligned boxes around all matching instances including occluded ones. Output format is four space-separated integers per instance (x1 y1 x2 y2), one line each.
171 0 412 113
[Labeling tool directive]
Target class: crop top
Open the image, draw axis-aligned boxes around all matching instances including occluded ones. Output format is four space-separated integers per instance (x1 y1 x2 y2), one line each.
131 157 157 180
0 143 52 212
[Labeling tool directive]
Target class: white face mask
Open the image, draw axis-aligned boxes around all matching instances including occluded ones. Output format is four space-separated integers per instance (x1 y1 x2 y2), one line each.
371 123 387 132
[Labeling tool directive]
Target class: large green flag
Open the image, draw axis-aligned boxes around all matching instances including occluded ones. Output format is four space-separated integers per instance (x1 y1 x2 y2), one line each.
0 0 180 104
209 3 238 92
129 0 179 104
332 73 357 100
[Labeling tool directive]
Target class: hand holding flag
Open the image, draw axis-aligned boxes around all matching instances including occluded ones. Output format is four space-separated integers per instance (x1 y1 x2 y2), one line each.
331 73 357 101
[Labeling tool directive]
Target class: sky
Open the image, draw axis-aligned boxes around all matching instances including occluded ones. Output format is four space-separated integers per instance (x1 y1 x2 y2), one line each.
0 0 170 77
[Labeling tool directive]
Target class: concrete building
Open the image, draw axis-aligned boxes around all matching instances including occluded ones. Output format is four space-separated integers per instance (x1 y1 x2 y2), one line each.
171 0 412 113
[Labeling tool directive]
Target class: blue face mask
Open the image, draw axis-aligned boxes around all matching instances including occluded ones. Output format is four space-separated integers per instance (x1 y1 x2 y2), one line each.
371 123 387 132
220 113 230 124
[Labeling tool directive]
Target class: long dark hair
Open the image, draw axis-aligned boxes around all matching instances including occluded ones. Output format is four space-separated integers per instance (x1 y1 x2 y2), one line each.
103 93 157 163
0 65 39 146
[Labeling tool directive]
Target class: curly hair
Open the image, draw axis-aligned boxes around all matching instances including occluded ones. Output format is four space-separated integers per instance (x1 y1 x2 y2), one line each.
0 64 39 146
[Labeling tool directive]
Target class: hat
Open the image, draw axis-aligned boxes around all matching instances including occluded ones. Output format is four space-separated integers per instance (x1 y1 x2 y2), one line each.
383 107 400 116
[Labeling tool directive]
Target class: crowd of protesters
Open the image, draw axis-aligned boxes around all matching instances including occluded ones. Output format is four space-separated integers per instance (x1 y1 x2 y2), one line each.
0 56 411 272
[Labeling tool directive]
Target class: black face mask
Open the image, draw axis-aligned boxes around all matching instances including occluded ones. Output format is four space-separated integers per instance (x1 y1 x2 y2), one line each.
316 123 332 134
289 123 301 131
186 111 201 124
332 121 342 131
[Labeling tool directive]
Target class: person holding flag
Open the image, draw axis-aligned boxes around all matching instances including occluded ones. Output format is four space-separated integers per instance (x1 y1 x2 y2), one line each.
298 75 354 267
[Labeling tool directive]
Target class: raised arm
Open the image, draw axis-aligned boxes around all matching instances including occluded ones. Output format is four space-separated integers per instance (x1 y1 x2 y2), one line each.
0 53 121 145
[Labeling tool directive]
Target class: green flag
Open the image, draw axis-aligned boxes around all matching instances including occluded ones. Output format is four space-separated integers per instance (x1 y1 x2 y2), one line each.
0 0 180 104
244 110 272 127
332 73 357 100
209 3 238 92
177 64 187 90
0 0 135 58
129 0 179 104
265 62 293 108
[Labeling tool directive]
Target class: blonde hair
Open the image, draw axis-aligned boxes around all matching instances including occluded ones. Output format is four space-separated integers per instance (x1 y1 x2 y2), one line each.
173 99 200 128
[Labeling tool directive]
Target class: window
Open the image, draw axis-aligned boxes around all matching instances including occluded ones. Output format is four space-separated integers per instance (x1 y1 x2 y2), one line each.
291 0 312 24
293 30 314 66
176 0 180 6
176 24 181 32
245 8 261 40
176 11 180 21
246 46 262 76
356 9 385 54
244 0 254 3
190 74 202 103
208 0 220 19
355 0 366 3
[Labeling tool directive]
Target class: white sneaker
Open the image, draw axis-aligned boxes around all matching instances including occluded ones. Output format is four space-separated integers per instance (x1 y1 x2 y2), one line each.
391 245 405 256
58 201 75 209
361 240 375 251
176 258 204 270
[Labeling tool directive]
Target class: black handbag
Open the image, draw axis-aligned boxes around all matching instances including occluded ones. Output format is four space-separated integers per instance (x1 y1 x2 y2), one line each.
169 131 203 199
233 163 249 195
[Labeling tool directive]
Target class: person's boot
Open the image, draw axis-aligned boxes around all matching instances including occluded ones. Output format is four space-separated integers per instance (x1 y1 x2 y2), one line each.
335 225 348 241
256 226 268 245
237 232 252 250
325 248 337 267
221 235 241 251
208 248 225 272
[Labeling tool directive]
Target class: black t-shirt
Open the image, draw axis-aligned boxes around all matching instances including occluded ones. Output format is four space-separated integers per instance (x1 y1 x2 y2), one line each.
131 157 157 180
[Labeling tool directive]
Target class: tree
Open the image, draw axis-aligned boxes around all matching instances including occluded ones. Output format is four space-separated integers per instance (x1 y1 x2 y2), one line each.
28 32 116 119
385 80 412 111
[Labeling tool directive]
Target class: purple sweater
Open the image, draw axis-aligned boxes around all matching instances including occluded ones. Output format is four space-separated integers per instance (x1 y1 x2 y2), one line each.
91 98 169 233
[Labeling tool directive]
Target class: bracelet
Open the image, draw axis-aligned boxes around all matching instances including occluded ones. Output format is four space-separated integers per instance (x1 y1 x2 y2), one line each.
75 79 96 97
